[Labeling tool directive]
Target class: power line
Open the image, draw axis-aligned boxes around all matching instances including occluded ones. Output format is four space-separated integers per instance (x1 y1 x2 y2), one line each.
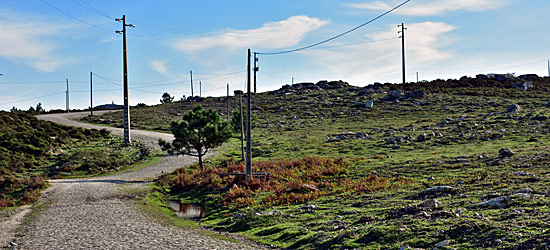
0 91 65 106
257 0 410 55
421 59 547 75
38 0 112 32
71 0 113 20
309 37 399 51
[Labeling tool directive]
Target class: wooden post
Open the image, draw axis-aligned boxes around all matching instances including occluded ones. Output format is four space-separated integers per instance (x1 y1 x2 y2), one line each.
90 71 93 116
246 49 252 181
190 70 194 97
66 78 69 112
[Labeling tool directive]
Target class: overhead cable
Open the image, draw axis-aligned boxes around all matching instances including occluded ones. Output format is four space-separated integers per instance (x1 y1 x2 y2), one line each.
257 0 410 55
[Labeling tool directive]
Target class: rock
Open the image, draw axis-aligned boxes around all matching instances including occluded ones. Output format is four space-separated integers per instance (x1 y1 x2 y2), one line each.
421 199 441 209
506 104 522 113
390 90 404 99
513 81 533 91
512 171 532 176
499 148 514 158
435 240 451 248
365 100 374 108
405 90 425 99
392 145 401 149
418 186 456 198
301 204 318 212
515 188 533 194
474 196 507 209
264 210 283 216
417 133 427 142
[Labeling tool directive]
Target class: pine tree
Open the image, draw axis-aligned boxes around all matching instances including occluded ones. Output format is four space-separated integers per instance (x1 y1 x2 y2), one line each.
160 92 174 104
159 105 232 169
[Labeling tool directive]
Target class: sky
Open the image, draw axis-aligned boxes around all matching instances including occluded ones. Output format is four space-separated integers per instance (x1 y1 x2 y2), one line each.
0 0 549 111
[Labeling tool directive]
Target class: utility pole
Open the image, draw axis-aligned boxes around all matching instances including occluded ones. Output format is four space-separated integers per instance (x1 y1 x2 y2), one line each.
398 23 407 85
416 72 419 83
199 81 202 97
226 83 230 121
253 52 258 94
66 78 69 112
116 15 135 144
234 90 245 162
246 49 252 181
548 60 550 77
292 77 294 86
190 70 194 97
90 71 93 116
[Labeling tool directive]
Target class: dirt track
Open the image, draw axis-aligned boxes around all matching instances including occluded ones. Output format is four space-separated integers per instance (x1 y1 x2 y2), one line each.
2 111 259 249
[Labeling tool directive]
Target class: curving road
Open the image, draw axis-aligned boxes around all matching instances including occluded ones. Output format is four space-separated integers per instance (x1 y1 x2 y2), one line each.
4 111 260 249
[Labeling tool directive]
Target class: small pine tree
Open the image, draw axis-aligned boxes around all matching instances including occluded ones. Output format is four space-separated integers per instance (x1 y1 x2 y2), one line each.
160 92 174 104
159 105 232 169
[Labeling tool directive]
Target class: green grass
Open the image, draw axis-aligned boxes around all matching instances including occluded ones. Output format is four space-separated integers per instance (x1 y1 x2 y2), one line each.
0 111 152 208
87 77 550 249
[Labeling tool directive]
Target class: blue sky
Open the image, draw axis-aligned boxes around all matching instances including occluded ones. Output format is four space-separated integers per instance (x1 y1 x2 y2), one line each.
1 0 549 111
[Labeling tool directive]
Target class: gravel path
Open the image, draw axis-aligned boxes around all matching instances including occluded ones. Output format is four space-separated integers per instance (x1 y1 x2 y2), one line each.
5 111 260 249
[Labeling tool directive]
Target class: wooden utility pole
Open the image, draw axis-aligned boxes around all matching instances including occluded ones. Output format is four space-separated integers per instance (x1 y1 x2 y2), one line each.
116 15 134 144
199 81 202 97
548 60 550 77
398 23 407 85
253 52 258 93
226 84 230 121
416 72 419 83
234 90 245 162
90 71 93 116
246 49 252 180
66 78 69 112
190 70 194 96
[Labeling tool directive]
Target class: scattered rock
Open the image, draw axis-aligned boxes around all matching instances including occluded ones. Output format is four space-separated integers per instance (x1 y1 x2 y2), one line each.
499 148 514 158
301 204 318 212
512 171 532 176
506 104 522 113
420 199 441 209
515 188 533 194
263 210 283 216
390 90 404 99
473 196 507 209
365 100 374 108
435 239 451 248
418 186 456 198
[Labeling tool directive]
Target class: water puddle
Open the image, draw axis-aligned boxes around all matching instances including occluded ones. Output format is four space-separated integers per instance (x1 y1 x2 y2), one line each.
167 200 207 219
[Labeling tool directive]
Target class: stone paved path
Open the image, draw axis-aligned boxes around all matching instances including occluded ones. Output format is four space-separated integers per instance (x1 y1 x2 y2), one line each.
6 112 260 249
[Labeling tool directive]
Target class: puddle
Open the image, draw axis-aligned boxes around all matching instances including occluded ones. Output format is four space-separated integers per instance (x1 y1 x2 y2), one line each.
167 200 207 219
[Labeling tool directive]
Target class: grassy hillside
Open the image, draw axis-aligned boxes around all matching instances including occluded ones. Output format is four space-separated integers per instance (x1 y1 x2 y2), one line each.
88 76 550 249
0 111 150 208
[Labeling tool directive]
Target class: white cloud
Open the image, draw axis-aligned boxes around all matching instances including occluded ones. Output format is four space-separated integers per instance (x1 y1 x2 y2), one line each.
151 60 169 75
350 0 505 16
0 9 73 72
302 22 456 84
172 15 329 52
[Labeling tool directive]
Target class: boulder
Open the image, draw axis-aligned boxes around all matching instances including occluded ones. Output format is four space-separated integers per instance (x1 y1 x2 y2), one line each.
390 90 404 99
421 199 441 209
365 100 374 108
506 104 521 113
418 186 456 198
474 196 507 209
499 148 514 158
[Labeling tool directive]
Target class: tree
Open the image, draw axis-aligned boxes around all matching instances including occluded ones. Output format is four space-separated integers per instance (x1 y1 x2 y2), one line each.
160 92 174 104
159 105 232 170
35 103 44 114
230 109 257 133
